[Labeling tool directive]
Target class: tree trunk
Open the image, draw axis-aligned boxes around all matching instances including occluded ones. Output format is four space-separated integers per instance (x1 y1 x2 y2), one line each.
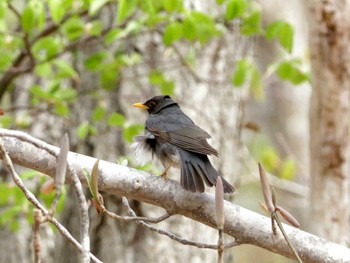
308 0 350 244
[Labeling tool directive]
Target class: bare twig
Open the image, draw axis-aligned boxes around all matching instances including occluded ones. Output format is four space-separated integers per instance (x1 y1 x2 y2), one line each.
33 209 42 263
70 166 91 263
122 197 238 250
272 211 303 263
258 163 303 262
7 2 21 19
51 133 69 214
0 138 101 263
215 177 225 263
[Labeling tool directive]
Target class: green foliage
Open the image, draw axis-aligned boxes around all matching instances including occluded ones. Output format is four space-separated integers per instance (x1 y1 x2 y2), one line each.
0 171 66 231
225 0 247 20
266 20 294 53
149 70 175 95
249 136 297 180
108 113 126 126
163 22 183 46
275 59 310 85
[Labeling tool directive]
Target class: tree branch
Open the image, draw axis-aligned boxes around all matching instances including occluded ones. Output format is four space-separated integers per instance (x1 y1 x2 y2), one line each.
0 128 349 262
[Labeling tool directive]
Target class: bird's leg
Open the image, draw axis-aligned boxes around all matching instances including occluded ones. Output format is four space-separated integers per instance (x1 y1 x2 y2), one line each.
161 161 174 179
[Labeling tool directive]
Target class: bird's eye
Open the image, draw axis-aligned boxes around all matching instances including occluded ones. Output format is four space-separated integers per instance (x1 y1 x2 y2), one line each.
149 101 156 107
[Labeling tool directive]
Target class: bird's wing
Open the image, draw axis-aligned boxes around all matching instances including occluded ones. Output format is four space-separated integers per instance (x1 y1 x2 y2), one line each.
147 123 219 157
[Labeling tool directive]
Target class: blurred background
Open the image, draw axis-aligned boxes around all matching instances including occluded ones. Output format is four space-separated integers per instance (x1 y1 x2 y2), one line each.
0 0 343 262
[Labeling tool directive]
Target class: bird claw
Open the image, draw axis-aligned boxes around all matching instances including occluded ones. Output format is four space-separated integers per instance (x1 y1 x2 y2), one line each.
161 171 168 180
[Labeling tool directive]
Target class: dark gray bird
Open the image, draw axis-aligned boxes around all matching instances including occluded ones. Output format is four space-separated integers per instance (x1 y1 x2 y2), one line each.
132 95 235 193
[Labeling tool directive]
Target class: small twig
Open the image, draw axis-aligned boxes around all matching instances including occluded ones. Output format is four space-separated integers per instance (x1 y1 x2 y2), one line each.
122 197 238 250
258 163 303 263
215 177 225 263
24 33 36 67
103 207 172 223
272 211 303 263
68 167 90 263
217 230 224 263
51 134 69 214
7 2 21 20
33 209 42 263
0 139 101 263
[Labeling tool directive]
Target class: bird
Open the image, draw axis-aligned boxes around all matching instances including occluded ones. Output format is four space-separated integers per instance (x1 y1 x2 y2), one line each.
132 95 235 193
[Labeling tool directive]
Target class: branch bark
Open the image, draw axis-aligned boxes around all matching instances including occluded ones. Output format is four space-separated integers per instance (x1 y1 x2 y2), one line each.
0 129 349 262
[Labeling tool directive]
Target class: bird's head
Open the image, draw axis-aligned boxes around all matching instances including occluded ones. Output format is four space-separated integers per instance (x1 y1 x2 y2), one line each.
133 95 177 114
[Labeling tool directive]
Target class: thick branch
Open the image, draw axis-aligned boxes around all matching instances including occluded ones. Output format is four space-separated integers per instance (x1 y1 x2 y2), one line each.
0 129 349 262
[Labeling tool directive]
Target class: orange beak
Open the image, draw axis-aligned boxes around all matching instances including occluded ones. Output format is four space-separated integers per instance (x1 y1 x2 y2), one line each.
132 102 149 110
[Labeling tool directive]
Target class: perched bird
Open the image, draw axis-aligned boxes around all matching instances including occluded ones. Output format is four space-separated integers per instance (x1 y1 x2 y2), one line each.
132 95 235 193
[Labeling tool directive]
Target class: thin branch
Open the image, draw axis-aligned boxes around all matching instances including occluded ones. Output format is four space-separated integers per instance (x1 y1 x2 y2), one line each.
69 166 91 263
103 207 172 223
0 138 101 263
122 197 238 250
33 209 42 263
273 211 303 263
7 2 21 20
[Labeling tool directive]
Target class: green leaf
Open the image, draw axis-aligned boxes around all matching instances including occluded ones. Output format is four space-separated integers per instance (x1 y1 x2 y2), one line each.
92 106 106 121
184 11 219 43
216 0 225 5
123 124 144 142
249 64 263 100
55 101 69 116
149 70 165 85
0 206 22 226
35 63 53 77
62 16 84 40
21 4 36 32
54 87 77 101
21 0 45 32
54 59 78 78
104 28 123 45
261 146 280 171
84 52 108 71
0 53 13 71
278 22 294 53
163 22 183 46
280 158 296 180
89 0 110 15
0 1 7 20
182 17 196 41
108 113 125 126
225 0 247 20
86 20 103 36
100 64 118 89
30 85 50 99
265 20 294 53
160 81 175 95
232 59 249 87
162 0 182 12
240 6 262 35
117 0 137 24
32 36 61 61
265 20 285 39
276 60 309 85
77 121 90 139
48 0 65 23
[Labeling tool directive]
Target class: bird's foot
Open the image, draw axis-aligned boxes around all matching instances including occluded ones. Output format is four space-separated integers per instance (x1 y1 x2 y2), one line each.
161 171 168 180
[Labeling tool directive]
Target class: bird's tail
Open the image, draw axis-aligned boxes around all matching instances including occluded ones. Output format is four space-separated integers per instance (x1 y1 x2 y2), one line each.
178 150 235 193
